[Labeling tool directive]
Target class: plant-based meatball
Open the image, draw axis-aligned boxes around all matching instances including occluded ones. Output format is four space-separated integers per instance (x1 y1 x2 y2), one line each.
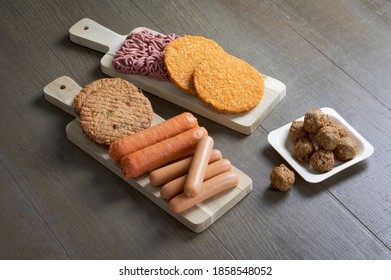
289 120 308 143
303 109 331 134
310 149 335 173
314 126 340 150
294 137 314 162
334 136 359 161
270 164 295 191
330 123 348 138
285 109 358 175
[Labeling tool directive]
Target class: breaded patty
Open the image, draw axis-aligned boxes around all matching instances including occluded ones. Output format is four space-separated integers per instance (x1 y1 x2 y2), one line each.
194 53 264 114
164 36 225 95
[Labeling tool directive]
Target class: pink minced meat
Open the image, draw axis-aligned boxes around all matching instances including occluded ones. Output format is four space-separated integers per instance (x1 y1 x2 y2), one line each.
113 30 179 81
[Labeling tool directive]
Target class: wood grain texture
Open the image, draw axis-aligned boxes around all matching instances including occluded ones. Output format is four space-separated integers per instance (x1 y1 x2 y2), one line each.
266 0 391 108
0 160 69 259
0 0 390 259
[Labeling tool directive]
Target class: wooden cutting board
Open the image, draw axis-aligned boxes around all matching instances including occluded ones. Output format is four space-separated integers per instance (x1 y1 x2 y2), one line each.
69 18 286 135
43 76 253 233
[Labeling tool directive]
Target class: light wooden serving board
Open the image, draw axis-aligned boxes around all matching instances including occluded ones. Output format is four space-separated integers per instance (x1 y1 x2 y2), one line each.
43 76 253 233
69 18 286 135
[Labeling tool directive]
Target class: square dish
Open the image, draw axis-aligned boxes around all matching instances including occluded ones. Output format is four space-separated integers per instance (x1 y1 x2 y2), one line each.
267 107 374 183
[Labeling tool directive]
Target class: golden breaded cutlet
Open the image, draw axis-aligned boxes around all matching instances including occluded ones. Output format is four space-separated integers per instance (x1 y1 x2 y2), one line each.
164 36 225 95
194 53 264 114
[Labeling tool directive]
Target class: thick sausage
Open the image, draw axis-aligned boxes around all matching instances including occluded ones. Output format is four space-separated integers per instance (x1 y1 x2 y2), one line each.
120 127 207 178
184 136 214 197
160 159 232 200
149 149 222 187
109 112 198 162
168 171 239 213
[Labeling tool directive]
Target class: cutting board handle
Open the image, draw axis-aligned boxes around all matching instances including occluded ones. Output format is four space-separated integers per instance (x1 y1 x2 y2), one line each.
43 76 80 117
69 18 125 55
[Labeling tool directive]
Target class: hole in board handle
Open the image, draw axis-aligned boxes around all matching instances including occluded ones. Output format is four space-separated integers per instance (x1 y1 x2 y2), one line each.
60 85 66 90
83 26 89 30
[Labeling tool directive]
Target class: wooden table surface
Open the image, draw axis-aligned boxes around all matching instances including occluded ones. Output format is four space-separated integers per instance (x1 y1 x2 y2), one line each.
1 0 390 260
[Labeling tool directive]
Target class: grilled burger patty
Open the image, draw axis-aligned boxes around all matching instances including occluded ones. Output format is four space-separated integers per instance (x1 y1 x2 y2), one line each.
78 80 153 146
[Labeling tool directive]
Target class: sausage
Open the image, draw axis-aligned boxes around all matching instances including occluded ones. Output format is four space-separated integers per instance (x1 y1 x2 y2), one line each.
149 149 222 187
168 171 239 213
120 127 208 178
184 136 214 197
160 159 232 200
109 112 198 162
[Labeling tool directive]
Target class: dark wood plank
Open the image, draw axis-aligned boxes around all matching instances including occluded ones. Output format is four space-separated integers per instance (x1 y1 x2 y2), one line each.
266 0 391 108
0 0 390 259
0 160 69 259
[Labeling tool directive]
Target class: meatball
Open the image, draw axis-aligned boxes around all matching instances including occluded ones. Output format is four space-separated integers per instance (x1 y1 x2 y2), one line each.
294 137 314 162
310 149 335 173
289 120 307 143
303 109 331 134
314 126 340 150
330 123 348 138
334 136 358 161
270 164 295 191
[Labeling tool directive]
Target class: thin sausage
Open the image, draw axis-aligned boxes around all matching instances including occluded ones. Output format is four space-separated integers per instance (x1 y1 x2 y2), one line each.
109 112 198 162
168 171 239 213
160 159 232 200
184 136 214 197
120 127 207 178
149 149 222 187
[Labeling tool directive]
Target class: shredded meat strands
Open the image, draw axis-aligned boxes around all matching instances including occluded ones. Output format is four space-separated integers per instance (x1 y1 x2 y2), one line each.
113 30 180 81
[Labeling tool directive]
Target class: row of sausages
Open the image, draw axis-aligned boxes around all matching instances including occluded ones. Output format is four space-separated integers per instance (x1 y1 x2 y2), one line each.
108 112 239 213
